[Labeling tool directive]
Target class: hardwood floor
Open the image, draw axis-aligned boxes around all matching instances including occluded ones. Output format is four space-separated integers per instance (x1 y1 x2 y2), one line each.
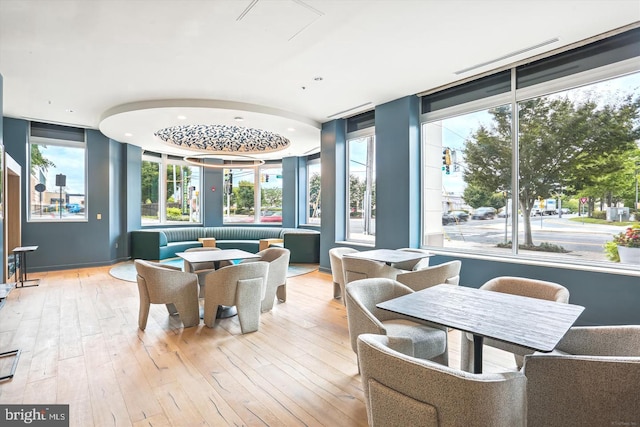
0 265 515 426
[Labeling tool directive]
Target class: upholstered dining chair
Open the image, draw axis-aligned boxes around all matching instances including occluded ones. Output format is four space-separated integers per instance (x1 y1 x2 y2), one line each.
329 247 359 303
182 247 232 298
460 276 570 371
357 333 527 427
202 261 269 333
396 260 462 291
342 256 405 286
523 325 640 427
241 247 290 312
345 278 448 368
134 259 200 330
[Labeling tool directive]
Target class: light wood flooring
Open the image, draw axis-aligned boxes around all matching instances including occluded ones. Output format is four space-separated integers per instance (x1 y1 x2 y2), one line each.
0 265 516 426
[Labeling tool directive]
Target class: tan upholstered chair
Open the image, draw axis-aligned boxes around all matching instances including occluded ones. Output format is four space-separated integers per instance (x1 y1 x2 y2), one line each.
345 278 448 367
342 256 405 286
182 247 232 298
242 247 290 312
202 261 269 333
357 333 527 427
523 325 640 427
329 247 359 303
391 247 432 271
396 260 462 291
460 276 570 371
134 259 200 330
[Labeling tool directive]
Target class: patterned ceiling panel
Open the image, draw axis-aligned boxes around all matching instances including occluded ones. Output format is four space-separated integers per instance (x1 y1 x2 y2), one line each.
155 124 290 153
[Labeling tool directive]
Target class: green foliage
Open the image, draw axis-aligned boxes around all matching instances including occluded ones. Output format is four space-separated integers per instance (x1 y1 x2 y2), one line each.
166 207 184 221
496 241 568 253
30 144 56 175
604 239 620 262
464 92 639 246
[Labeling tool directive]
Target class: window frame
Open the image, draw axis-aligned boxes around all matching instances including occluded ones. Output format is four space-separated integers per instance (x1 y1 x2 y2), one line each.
141 152 203 226
346 128 376 244
420 52 640 270
27 131 88 223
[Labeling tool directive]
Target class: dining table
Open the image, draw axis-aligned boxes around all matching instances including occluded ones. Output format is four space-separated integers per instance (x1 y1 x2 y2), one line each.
377 284 585 373
343 248 432 266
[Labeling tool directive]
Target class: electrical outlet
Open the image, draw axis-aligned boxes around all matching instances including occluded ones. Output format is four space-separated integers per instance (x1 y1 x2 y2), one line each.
97 213 102 220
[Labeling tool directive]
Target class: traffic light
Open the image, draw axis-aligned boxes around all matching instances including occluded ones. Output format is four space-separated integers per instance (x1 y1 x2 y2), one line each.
442 148 451 174
265 174 269 183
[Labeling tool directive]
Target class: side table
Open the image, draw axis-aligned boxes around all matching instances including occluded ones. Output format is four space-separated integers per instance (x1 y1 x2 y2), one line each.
13 246 40 288
198 237 217 248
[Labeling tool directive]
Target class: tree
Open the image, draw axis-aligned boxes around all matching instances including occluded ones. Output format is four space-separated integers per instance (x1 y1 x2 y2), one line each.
235 181 255 212
464 94 639 245
309 172 321 218
261 187 282 208
30 144 56 175
141 161 159 203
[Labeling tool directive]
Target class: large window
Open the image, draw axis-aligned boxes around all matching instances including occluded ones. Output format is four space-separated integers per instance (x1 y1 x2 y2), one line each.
141 152 201 225
223 163 283 224
421 28 640 270
29 122 87 221
347 134 376 243
307 158 321 225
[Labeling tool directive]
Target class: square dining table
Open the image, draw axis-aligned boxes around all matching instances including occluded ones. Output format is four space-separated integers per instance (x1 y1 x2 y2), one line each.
377 284 585 373
343 248 432 266
176 248 260 269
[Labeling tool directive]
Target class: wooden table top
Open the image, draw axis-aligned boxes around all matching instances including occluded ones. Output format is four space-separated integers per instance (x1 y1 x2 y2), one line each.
176 249 260 264
377 284 585 352
344 249 432 265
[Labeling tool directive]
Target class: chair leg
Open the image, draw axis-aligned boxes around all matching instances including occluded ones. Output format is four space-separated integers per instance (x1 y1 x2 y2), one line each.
138 301 150 330
333 282 341 299
203 301 219 328
173 300 200 328
236 278 263 333
276 283 286 303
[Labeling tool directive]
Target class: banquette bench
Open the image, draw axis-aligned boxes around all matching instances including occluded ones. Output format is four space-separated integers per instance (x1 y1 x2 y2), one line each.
130 226 320 263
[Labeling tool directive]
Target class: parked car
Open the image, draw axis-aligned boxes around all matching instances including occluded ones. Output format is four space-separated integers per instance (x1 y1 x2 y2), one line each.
442 213 456 225
471 207 496 220
450 210 469 222
66 203 82 213
260 210 282 223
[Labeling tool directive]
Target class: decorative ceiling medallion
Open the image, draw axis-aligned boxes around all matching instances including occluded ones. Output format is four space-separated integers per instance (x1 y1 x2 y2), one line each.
183 154 265 169
155 124 290 153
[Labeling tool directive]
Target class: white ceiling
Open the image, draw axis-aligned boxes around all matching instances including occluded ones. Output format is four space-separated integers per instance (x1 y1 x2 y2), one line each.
1 0 638 159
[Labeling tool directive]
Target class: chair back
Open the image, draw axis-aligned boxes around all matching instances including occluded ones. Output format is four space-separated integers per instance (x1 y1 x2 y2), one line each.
523 325 640 427
345 278 414 353
342 256 402 285
357 334 527 427
329 247 359 285
135 259 195 303
183 247 229 273
204 261 269 306
396 260 462 291
482 276 569 302
252 247 290 311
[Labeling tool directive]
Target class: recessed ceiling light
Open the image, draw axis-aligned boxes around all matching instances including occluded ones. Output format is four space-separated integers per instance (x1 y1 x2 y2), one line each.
124 132 133 137
234 117 244 122
287 127 296 132
177 115 187 120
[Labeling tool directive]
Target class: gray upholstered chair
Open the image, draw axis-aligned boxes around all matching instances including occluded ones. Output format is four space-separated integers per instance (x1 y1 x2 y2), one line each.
182 247 232 298
391 247 432 271
329 247 359 303
357 333 527 427
460 276 570 371
134 259 200 330
242 247 290 312
342 256 405 286
523 325 640 427
345 278 448 367
396 260 462 291
202 261 269 333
